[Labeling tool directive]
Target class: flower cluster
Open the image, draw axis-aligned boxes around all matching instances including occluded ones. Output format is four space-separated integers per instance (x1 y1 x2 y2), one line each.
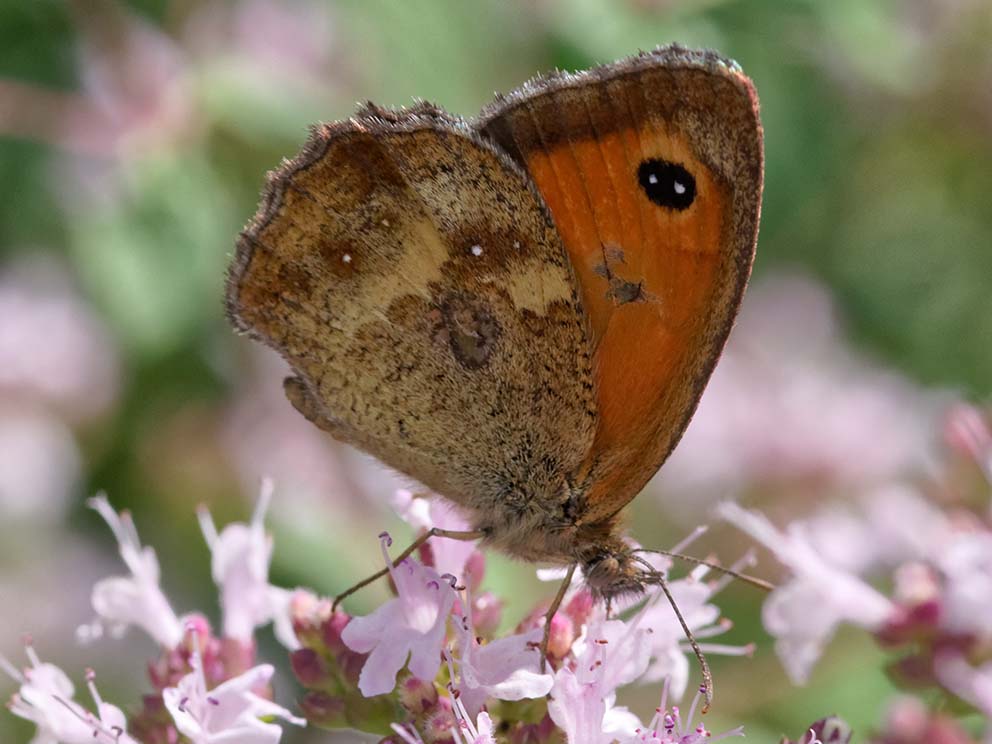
287 493 765 743
3 482 304 743
8 399 990 744
720 403 992 742
3 481 771 744
18 471 955 742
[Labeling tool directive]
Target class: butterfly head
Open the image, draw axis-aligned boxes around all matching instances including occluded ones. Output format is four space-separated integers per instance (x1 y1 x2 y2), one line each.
581 544 647 600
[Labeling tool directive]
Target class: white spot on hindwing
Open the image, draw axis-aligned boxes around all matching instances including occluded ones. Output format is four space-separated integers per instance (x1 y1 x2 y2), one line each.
470 244 483 256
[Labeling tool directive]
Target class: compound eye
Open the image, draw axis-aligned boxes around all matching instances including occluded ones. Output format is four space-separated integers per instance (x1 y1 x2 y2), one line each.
637 159 696 211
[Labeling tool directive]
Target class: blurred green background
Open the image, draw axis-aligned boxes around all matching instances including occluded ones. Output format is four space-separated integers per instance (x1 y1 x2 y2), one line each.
1 0 990 741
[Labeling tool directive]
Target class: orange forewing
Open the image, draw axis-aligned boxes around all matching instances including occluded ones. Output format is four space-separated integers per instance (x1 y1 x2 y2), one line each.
524 126 728 522
479 54 763 524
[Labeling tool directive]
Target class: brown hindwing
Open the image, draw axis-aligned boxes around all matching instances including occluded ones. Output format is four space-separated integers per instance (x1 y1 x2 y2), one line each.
226 104 599 551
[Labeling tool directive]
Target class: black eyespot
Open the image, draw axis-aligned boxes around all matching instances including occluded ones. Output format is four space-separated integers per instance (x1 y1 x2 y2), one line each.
637 159 696 210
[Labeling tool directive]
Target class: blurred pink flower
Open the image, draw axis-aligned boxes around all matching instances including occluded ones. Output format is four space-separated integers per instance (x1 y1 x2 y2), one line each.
69 5 194 160
798 484 955 576
657 273 944 521
936 532 992 638
1 646 138 744
0 258 119 423
0 407 81 522
184 0 339 86
943 404 992 482
717 501 894 683
871 695 979 744
0 259 120 522
935 654 992 719
162 645 304 743
85 495 184 648
197 479 300 649
341 533 458 696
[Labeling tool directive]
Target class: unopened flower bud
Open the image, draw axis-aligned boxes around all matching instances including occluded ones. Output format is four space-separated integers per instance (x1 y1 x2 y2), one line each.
422 695 456 743
509 713 558 744
943 404 992 464
182 614 212 652
300 691 347 728
809 716 852 743
564 588 595 627
397 672 439 715
546 613 574 660
291 590 331 645
339 648 368 687
321 610 352 655
291 648 330 687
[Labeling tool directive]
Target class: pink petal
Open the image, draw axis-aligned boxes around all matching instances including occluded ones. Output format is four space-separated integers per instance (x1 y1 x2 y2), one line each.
341 600 402 653
358 632 413 697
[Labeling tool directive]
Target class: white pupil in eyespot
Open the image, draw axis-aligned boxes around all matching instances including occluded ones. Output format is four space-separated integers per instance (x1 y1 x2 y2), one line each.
648 173 658 185
673 181 686 195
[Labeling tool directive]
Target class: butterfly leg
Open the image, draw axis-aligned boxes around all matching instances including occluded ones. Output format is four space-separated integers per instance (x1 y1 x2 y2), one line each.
332 526 486 611
539 563 577 672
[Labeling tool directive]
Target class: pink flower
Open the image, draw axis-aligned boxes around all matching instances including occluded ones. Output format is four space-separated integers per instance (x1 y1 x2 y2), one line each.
642 585 746 699
717 502 894 683
607 531 752 700
341 532 458 696
0 258 120 522
658 273 941 523
86 494 184 648
450 602 553 716
0 258 120 423
1 646 138 744
391 684 497 744
872 695 977 744
162 643 304 743
935 532 992 638
620 680 744 744
936 653 992 718
0 407 80 523
451 695 497 744
197 479 299 649
547 614 652 744
943 403 992 483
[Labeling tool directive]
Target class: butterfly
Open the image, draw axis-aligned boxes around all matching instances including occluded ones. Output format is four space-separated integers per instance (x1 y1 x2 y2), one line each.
226 44 763 603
